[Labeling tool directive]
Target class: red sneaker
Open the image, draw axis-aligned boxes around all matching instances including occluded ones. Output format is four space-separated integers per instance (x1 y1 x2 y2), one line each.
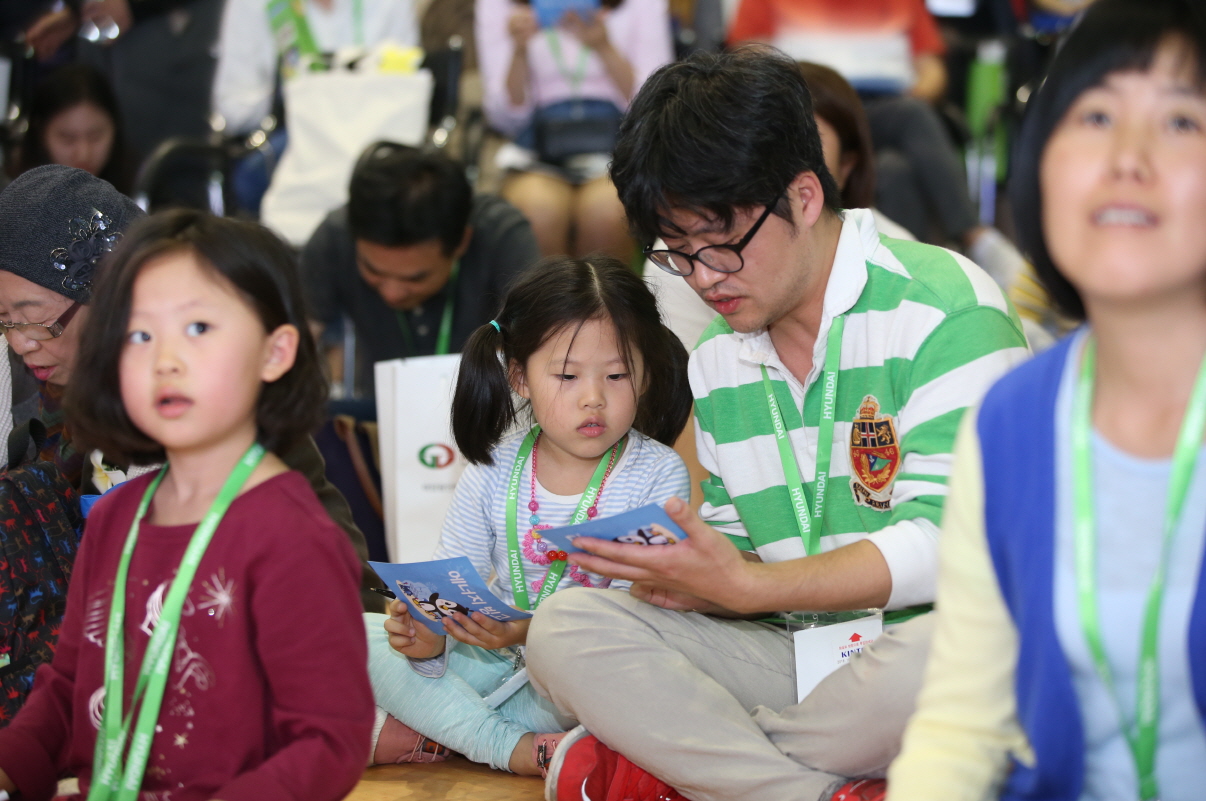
545 726 690 801
830 779 887 801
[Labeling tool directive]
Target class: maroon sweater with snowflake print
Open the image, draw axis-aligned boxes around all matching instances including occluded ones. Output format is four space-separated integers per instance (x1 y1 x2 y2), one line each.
0 470 374 801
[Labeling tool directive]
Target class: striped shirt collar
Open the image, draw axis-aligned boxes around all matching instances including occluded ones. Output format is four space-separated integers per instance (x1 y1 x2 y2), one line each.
736 209 876 379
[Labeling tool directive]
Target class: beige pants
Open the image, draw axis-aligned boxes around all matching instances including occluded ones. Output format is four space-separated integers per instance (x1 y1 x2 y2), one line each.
526 589 935 801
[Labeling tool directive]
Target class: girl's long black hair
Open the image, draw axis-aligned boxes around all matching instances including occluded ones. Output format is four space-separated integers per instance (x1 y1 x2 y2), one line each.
451 255 692 465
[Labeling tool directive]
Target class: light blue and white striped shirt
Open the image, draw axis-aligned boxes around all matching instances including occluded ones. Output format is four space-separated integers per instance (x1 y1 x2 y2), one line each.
433 428 691 605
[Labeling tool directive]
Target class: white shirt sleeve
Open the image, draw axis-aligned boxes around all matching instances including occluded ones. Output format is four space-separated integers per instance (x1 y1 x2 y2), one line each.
865 517 939 610
212 0 278 135
476 0 532 136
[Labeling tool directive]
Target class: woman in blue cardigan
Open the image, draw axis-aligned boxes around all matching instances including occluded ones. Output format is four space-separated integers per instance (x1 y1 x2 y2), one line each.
887 1 1206 799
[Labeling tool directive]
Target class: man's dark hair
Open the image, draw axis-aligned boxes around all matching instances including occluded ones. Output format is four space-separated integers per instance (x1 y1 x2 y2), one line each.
347 141 473 255
610 45 841 245
1011 0 1206 322
66 210 328 465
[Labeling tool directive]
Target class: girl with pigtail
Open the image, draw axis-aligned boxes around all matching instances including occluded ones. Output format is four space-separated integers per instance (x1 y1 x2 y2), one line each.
364 254 693 776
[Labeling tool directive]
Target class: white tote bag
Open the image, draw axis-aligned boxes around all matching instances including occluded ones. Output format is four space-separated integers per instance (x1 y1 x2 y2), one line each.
260 68 433 246
375 354 467 562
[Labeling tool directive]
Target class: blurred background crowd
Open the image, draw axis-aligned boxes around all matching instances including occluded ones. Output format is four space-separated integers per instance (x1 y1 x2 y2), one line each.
0 0 1095 399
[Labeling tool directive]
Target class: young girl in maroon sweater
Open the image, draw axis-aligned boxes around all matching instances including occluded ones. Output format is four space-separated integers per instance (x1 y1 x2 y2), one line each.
0 210 374 801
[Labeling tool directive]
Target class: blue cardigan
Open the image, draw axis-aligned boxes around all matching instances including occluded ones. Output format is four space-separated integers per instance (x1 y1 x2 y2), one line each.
976 335 1206 800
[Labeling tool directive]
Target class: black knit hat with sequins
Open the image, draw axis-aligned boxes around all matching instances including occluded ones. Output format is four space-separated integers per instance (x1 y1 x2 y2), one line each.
0 165 144 303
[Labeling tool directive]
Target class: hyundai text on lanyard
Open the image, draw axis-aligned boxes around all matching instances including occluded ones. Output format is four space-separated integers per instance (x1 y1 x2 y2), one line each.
505 426 624 611
88 444 266 801
1072 339 1206 801
396 261 460 357
760 316 845 556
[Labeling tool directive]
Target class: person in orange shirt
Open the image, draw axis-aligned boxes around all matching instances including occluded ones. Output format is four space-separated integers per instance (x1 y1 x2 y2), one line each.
731 0 1026 289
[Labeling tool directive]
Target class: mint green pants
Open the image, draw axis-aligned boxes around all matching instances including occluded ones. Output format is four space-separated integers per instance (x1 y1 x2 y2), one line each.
364 613 574 771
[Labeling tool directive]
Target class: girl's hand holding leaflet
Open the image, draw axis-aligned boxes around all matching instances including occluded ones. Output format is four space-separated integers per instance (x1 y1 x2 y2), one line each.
384 599 446 659
443 612 531 650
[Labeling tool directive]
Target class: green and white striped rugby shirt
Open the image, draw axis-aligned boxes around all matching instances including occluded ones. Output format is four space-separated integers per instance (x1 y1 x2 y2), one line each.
690 210 1031 609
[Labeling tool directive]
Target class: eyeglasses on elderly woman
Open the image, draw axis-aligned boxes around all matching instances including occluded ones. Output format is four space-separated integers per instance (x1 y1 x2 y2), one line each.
0 301 81 341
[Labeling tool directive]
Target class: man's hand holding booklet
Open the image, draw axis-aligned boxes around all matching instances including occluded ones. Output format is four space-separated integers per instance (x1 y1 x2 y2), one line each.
531 504 689 556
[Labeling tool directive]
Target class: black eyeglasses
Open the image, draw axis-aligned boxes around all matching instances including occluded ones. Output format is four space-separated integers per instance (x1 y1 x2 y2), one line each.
644 197 782 277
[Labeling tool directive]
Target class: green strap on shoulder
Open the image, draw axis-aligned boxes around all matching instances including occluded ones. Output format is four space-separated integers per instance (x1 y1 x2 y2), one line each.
267 0 324 79
89 444 266 801
759 315 845 556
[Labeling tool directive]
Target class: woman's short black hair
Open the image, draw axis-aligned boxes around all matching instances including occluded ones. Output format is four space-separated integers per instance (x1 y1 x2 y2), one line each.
610 45 841 246
451 255 692 465
65 209 328 465
1011 0 1206 321
798 62 877 210
347 141 473 256
17 64 129 193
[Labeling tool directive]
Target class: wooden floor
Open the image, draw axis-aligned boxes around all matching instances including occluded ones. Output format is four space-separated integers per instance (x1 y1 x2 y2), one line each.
54 757 543 800
345 757 545 801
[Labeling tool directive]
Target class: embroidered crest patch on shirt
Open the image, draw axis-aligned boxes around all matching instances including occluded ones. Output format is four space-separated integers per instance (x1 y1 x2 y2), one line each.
849 395 900 511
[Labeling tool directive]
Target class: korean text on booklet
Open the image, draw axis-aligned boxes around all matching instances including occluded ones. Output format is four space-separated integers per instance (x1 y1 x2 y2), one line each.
532 0 600 28
535 504 688 556
369 557 532 635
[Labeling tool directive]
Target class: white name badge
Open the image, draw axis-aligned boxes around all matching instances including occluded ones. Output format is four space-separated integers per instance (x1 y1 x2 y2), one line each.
788 610 883 703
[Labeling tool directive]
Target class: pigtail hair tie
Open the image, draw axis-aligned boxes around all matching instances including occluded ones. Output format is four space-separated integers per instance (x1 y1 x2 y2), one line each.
489 320 501 333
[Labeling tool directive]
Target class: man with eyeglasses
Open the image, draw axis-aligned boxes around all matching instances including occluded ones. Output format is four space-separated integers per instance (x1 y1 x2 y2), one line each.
525 47 1031 801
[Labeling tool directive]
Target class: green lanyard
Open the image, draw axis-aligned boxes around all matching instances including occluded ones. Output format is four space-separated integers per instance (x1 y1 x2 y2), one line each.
266 0 364 78
351 0 364 46
396 261 460 357
544 31 591 97
89 444 266 801
1071 339 1206 801
505 427 625 611
759 316 844 556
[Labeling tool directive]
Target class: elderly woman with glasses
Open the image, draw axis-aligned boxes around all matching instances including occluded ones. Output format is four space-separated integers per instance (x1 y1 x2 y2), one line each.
0 164 375 590
0 165 140 484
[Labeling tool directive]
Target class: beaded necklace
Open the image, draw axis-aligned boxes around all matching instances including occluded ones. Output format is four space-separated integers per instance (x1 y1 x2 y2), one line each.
520 432 621 594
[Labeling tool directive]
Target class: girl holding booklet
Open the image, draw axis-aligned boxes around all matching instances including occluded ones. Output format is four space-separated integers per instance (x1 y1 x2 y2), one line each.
365 255 692 775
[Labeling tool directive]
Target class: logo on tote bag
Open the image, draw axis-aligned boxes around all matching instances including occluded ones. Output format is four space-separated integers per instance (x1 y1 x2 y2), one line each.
418 443 456 469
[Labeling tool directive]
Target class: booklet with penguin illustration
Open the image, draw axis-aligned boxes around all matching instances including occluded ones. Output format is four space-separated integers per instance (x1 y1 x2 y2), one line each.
370 506 686 634
369 556 531 634
533 504 689 557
